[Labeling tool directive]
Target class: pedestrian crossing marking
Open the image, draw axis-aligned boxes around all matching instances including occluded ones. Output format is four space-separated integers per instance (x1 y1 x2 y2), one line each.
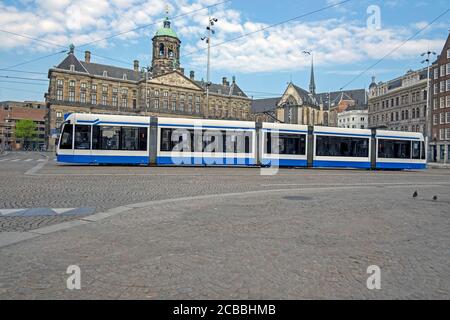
0 207 95 217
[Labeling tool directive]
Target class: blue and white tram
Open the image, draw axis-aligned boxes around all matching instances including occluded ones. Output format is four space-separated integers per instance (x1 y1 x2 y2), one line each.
56 113 427 170
375 130 426 170
312 126 372 169
57 113 150 165
156 117 256 166
259 122 308 167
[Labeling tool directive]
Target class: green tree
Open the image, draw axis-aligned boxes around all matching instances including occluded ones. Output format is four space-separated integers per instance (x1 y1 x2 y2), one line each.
15 119 37 149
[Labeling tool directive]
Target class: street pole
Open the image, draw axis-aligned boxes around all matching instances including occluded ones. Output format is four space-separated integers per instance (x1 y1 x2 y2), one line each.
421 50 436 163
202 14 217 118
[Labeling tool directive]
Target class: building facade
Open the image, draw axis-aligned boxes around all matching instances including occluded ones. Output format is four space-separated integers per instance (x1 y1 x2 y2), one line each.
337 106 368 129
0 101 47 151
430 32 450 163
251 59 367 126
368 69 428 135
45 14 251 151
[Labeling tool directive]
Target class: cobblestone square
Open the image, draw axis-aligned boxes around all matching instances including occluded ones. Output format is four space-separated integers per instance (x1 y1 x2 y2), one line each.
0 151 449 299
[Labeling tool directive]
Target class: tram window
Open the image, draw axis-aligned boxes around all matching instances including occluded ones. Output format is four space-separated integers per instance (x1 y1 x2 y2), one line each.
93 126 120 150
160 128 252 153
316 135 369 157
412 141 420 159
74 125 91 150
266 133 306 155
378 139 411 159
59 124 73 149
121 127 147 151
93 126 147 151
421 141 425 160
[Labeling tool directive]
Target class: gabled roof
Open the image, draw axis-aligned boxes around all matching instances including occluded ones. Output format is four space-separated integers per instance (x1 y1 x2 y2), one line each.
291 84 318 106
195 80 248 98
315 89 367 109
251 97 281 113
56 53 88 73
53 53 142 82
80 61 142 81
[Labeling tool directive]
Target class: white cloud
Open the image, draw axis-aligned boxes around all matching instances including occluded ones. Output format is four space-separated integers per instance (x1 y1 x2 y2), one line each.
0 0 447 76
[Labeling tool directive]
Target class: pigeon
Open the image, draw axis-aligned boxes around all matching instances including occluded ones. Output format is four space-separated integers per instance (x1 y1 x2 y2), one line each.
413 191 418 199
433 195 438 201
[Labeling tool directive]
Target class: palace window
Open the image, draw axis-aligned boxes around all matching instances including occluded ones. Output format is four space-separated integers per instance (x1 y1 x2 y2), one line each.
122 97 127 108
103 71 108 77
172 101 176 111
154 90 160 97
163 100 168 109
179 101 184 112
91 93 97 105
113 87 118 94
102 85 108 93
69 80 75 87
80 92 86 103
112 96 117 107
123 74 127 80
68 91 75 102
70 65 75 71
153 99 159 109
122 88 128 95
92 84 97 91
56 89 63 101
102 95 108 105
159 43 165 57
57 79 63 87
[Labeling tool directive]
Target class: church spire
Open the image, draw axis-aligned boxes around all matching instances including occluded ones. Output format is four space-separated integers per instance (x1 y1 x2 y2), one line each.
309 55 316 95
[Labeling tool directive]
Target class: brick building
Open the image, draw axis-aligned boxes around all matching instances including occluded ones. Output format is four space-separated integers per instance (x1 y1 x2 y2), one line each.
45 14 251 151
0 101 47 151
430 32 450 163
368 69 428 134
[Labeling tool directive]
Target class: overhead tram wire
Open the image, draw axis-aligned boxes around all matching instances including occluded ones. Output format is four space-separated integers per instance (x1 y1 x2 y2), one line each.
0 29 132 67
0 0 231 69
0 50 67 72
183 0 352 57
0 80 48 86
0 69 48 75
0 0 234 72
338 8 450 91
0 75 48 82
76 0 232 48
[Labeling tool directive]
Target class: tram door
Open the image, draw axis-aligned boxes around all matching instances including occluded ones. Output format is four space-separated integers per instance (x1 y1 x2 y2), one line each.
74 124 92 163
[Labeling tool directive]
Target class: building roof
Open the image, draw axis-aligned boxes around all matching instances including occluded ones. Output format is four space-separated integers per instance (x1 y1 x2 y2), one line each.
315 89 368 109
251 97 281 113
292 84 318 106
154 17 178 39
195 80 248 98
54 52 143 82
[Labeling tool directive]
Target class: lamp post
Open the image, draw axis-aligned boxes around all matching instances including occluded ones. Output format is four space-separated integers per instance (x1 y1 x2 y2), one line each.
421 50 436 162
201 14 218 117
142 66 152 114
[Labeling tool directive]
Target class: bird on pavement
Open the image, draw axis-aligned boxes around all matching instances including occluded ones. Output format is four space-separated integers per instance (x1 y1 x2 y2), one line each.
413 191 418 199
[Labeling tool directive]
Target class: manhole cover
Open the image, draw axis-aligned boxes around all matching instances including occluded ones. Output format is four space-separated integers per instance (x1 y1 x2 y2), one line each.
283 196 312 201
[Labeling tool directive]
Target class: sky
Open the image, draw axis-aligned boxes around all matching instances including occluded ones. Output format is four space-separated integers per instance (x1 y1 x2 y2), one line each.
0 0 449 102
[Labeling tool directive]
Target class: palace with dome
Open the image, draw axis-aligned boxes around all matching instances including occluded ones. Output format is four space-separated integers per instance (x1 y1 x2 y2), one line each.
45 13 251 151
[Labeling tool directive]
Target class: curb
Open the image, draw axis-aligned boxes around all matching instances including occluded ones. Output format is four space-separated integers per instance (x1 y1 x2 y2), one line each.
1 181 450 249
